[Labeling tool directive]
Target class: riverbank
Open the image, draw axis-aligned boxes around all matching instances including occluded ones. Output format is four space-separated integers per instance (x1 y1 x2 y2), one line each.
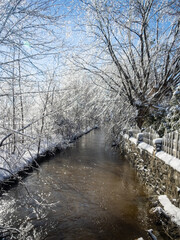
0 126 98 192
122 134 180 239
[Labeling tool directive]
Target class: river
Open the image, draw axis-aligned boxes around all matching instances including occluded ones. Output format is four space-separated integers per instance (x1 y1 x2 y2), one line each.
0 130 161 240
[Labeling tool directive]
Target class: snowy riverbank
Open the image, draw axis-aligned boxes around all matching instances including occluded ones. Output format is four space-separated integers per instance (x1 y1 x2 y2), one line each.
0 126 97 186
123 133 180 239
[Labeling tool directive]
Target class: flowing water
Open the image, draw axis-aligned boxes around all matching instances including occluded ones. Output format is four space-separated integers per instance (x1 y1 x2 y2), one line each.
0 130 159 240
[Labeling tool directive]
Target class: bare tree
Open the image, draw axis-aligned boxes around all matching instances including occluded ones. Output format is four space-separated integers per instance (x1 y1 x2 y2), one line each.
74 0 180 129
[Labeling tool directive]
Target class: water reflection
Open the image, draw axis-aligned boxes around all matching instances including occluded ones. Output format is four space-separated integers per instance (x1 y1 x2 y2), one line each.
0 130 159 239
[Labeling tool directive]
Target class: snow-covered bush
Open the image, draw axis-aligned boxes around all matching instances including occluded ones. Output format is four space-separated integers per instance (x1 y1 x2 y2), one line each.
154 85 180 136
165 85 180 133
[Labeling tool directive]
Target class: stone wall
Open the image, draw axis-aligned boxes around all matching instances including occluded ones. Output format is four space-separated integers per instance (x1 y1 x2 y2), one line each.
123 136 180 239
123 137 180 208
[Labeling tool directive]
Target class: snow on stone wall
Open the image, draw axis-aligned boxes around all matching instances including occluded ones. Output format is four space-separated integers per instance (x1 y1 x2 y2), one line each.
123 136 180 208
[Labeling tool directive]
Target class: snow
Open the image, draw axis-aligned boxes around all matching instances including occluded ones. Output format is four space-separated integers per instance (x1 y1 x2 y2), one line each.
153 206 167 215
129 137 137 144
0 127 95 183
158 195 180 226
174 90 180 96
156 151 180 173
123 133 129 139
135 100 142 106
153 138 163 144
137 133 143 138
124 133 180 173
138 142 154 154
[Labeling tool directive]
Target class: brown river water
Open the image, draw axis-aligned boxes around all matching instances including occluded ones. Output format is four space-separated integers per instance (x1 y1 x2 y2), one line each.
0 130 163 240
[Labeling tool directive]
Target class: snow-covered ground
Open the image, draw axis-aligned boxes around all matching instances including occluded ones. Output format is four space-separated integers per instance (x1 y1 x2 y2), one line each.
158 195 180 226
0 127 95 184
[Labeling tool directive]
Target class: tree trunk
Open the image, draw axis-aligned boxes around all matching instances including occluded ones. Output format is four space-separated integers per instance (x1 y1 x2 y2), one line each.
136 106 150 129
